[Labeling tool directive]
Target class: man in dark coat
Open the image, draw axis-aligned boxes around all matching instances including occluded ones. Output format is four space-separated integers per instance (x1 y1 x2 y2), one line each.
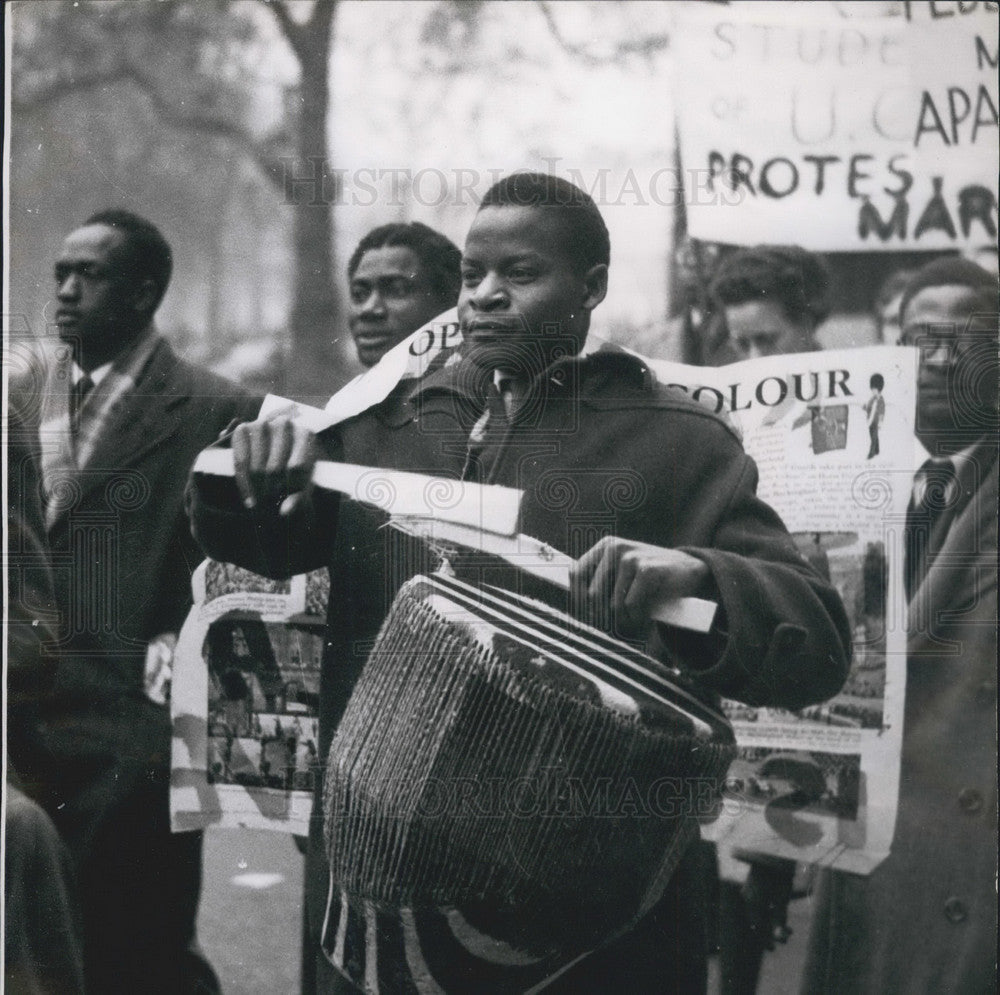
31 209 261 993
6 395 85 995
298 219 464 993
803 259 998 993
189 174 850 993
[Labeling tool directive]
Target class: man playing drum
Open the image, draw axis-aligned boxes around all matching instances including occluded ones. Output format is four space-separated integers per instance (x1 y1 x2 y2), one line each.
189 173 850 993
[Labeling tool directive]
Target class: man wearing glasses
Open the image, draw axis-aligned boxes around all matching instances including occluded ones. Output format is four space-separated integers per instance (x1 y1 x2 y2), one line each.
804 258 998 993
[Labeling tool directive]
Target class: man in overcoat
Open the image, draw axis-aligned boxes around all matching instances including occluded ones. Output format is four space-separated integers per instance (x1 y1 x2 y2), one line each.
190 174 850 992
803 258 998 992
32 209 260 993
6 397 85 995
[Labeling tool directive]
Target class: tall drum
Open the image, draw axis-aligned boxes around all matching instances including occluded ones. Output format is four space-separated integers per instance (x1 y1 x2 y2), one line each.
323 573 735 992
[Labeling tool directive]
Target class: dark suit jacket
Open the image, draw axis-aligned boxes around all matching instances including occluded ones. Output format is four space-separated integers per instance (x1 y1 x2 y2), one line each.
804 445 998 994
6 392 61 798
37 336 261 854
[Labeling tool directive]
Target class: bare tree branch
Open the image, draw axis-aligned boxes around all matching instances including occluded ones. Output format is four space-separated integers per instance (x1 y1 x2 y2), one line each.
535 0 605 66
126 62 290 188
13 65 137 113
535 0 668 66
306 0 337 39
261 0 306 57
258 0 338 73
15 60 289 190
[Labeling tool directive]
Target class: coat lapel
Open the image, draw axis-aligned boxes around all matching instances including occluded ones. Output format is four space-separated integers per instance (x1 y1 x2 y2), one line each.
65 340 190 508
908 450 998 641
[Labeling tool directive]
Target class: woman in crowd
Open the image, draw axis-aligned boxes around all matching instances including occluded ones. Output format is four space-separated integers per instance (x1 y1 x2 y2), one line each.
704 243 833 994
707 245 832 363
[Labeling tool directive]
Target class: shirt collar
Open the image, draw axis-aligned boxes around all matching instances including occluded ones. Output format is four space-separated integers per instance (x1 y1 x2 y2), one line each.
915 435 998 500
73 326 158 387
493 368 518 390
73 360 113 387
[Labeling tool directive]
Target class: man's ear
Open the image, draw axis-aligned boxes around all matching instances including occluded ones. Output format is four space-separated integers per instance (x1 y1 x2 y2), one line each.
581 264 609 312
131 277 160 317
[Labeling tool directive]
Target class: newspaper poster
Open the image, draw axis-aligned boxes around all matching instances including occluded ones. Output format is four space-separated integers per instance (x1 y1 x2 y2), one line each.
170 561 329 835
648 345 918 875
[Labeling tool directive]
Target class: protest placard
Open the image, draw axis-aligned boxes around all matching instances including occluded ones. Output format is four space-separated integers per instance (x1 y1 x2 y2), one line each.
673 2 998 250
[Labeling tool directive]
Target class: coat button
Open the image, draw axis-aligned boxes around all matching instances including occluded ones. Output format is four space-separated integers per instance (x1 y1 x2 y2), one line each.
975 681 996 705
943 897 968 924
957 788 983 814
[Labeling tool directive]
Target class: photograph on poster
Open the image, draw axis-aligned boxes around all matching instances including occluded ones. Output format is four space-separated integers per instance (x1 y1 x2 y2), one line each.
722 530 887 733
725 747 863 824
205 619 323 790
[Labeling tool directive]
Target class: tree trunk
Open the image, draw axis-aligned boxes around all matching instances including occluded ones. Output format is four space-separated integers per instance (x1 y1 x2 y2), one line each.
208 204 227 355
285 1 345 402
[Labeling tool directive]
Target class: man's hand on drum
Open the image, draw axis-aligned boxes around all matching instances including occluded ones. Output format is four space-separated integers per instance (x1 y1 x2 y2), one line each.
231 417 317 517
571 537 710 636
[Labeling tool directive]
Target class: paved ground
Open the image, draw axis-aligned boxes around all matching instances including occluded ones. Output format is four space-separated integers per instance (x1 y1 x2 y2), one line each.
199 828 303 994
709 895 815 995
198 828 815 994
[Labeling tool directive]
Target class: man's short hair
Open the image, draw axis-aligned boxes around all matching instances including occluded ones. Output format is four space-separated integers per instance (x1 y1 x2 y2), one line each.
83 209 173 310
899 257 998 321
874 268 917 312
347 222 462 307
711 245 832 327
870 373 885 391
479 172 611 273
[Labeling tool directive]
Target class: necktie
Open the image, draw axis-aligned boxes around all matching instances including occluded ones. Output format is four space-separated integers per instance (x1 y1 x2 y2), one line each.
904 457 958 601
463 381 510 481
70 373 94 436
496 376 518 419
